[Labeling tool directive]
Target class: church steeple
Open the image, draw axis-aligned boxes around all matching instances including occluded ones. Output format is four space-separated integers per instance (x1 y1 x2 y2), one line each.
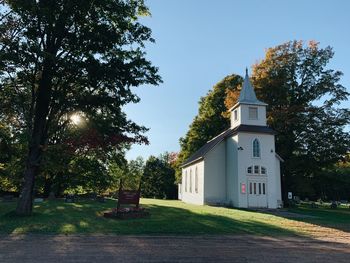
238 69 265 105
230 69 268 128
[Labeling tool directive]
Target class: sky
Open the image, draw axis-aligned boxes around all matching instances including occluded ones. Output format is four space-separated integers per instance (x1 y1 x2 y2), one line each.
124 0 350 160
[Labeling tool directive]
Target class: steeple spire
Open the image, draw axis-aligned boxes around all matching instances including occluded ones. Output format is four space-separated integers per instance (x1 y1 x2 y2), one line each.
238 68 265 105
230 68 268 128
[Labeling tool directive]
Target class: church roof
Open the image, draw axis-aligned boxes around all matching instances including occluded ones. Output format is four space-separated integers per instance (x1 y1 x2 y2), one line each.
234 69 267 108
181 124 276 168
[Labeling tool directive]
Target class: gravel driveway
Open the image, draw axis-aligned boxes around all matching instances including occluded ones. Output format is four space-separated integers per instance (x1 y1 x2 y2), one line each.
1 234 349 262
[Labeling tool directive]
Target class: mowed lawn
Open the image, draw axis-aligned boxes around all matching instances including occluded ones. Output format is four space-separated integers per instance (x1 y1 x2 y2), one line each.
0 198 349 237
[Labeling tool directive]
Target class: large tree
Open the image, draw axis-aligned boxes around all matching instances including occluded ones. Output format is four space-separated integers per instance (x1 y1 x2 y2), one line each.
226 41 350 199
0 0 161 215
142 153 177 199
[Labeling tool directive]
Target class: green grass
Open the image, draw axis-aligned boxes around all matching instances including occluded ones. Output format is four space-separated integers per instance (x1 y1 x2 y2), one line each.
288 202 350 232
0 198 349 236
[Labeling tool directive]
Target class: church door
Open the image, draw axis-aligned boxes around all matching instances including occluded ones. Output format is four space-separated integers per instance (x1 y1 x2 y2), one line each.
247 179 267 208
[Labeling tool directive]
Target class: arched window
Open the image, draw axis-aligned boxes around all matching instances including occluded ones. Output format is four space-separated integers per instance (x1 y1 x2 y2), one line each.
195 167 198 193
185 171 187 192
253 138 260 158
189 169 192 193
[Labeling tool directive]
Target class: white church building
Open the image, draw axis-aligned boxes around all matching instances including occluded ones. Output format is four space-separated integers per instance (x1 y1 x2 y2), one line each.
179 70 283 209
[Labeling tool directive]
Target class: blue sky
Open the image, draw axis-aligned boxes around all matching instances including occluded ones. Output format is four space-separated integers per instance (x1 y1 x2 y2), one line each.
124 0 350 160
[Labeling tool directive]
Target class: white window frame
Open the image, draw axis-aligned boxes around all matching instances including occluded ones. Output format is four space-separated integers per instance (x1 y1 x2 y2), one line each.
234 110 238 121
252 138 261 158
246 165 267 176
248 107 258 120
247 166 252 174
254 165 260 174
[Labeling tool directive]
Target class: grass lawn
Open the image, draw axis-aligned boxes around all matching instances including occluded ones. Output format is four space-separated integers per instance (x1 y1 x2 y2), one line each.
0 198 349 237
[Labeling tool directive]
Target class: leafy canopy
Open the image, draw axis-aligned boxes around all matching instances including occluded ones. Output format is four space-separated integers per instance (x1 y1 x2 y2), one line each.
0 0 161 149
0 0 161 214
227 41 350 198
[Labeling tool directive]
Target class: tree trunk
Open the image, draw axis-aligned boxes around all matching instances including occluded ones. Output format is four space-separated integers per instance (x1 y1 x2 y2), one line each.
16 59 54 216
15 164 38 215
43 176 53 198
16 114 50 215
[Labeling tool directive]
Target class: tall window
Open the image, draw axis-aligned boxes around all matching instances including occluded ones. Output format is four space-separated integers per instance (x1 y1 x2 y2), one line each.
185 171 187 192
253 138 260 158
234 110 238 121
189 169 192 193
248 107 258 119
195 167 198 193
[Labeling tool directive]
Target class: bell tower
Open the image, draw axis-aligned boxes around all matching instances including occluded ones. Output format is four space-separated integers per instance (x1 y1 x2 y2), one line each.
230 69 267 128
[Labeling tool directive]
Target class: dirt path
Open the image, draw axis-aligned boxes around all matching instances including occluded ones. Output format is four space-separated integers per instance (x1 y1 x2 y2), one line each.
0 234 349 262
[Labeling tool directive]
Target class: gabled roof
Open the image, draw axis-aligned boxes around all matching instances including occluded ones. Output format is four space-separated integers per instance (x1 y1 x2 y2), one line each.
181 124 276 168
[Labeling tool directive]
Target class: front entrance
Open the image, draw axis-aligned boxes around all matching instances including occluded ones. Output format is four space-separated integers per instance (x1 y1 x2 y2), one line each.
247 179 267 208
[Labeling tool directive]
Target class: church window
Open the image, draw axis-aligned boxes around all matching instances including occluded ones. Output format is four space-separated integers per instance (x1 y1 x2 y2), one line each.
185 171 187 192
247 166 252 174
249 107 258 120
247 165 267 175
190 169 192 193
254 165 259 174
249 183 252 194
258 183 261 194
253 183 256 194
262 183 266 195
234 110 238 121
253 138 260 158
195 167 198 193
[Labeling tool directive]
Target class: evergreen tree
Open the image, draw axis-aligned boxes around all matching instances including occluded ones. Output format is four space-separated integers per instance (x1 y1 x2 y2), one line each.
142 154 177 199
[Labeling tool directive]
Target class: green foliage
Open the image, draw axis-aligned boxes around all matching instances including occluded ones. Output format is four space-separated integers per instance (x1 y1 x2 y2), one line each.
108 156 144 191
0 0 161 148
0 0 161 212
0 121 25 192
142 154 177 199
312 159 350 201
125 156 145 189
250 40 350 199
175 74 242 181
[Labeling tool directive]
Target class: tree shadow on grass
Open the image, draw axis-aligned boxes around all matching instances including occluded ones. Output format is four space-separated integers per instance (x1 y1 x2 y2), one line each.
140 204 300 236
1 200 300 236
250 205 350 234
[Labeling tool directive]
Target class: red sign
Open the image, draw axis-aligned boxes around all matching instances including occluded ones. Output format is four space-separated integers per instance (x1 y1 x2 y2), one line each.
241 183 246 194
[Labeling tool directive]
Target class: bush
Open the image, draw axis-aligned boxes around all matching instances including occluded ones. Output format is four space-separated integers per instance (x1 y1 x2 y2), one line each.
330 201 337 209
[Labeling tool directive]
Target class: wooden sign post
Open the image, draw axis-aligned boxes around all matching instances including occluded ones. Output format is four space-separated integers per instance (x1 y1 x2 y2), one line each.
104 179 149 219
117 179 141 211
